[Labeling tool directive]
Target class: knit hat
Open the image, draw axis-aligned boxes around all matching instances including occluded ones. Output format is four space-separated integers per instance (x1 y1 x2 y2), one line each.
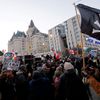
64 62 74 71
7 67 13 71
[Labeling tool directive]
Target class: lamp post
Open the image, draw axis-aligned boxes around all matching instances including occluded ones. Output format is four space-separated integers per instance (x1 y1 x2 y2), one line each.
49 34 53 51
42 43 45 55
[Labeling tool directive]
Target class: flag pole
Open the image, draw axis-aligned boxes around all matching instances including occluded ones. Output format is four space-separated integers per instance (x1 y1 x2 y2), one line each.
73 3 85 68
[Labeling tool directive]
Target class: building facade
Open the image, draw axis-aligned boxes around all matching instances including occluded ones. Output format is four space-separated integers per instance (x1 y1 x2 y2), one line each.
8 31 26 55
64 16 81 49
48 24 67 55
48 15 100 56
8 20 50 56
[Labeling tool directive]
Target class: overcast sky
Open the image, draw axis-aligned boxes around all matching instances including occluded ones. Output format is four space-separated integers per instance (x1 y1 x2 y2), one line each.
0 0 100 51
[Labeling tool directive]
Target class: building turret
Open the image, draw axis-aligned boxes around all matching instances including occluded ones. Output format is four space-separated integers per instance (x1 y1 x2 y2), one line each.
27 20 39 36
29 20 34 28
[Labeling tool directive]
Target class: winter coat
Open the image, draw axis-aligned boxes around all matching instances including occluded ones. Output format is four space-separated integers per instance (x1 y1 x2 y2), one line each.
0 76 16 100
57 69 89 100
29 71 53 100
15 72 28 100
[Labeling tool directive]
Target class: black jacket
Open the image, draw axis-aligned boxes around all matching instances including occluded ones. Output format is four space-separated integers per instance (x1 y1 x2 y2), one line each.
57 69 89 100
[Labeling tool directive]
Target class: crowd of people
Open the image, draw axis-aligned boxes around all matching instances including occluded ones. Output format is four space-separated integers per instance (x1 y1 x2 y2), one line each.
0 54 100 100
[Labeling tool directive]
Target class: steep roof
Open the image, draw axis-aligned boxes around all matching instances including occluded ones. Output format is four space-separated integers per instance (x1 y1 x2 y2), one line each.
29 20 35 28
15 31 26 37
41 33 48 37
27 20 40 36
10 31 26 41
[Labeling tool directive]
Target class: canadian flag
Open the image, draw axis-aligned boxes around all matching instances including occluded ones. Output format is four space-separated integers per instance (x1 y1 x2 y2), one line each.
54 51 61 60
51 47 54 52
69 50 74 54
13 55 17 61
2 49 6 53
51 48 61 60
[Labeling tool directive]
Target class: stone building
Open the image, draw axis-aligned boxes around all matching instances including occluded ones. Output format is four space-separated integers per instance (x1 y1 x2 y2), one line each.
8 20 49 56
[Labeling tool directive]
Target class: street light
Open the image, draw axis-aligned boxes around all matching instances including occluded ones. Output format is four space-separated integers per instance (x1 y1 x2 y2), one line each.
86 37 89 41
50 34 52 38
42 43 45 54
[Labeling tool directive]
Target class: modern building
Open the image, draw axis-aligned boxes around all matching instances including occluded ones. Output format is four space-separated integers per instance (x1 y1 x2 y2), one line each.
48 15 100 56
64 16 81 49
48 23 67 55
48 16 81 55
8 20 50 56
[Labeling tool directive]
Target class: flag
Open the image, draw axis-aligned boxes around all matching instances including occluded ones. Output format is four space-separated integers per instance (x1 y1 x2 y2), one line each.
2 49 6 53
51 47 54 52
54 51 61 60
12 49 15 53
69 50 74 55
77 4 100 40
0 51 4 56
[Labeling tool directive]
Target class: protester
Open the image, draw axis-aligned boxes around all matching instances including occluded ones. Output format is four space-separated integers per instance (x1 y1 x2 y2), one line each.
15 65 28 100
53 66 63 99
29 70 52 100
56 62 89 100
0 53 99 100
0 68 16 100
